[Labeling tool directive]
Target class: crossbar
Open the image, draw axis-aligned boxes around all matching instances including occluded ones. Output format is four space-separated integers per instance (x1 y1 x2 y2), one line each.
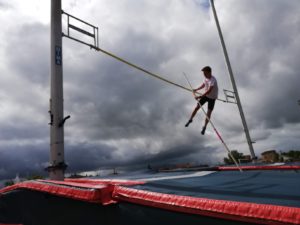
69 24 95 38
62 10 99 49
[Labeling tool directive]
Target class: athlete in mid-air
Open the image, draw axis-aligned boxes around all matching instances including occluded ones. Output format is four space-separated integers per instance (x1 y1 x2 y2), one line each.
185 66 218 135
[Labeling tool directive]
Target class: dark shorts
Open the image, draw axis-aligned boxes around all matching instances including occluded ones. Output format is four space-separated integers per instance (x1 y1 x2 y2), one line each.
198 96 216 111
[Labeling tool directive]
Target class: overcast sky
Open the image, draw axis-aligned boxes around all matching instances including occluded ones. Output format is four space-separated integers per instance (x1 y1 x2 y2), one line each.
0 0 299 180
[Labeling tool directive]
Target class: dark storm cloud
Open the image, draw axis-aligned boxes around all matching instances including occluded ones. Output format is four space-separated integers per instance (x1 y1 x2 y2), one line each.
6 23 49 86
65 142 118 172
60 23 213 173
250 68 300 129
0 21 50 180
64 135 213 174
194 0 210 9
58 26 208 175
214 0 300 131
63 28 189 141
59 24 206 174
0 1 10 10
0 122 47 140
0 144 48 180
134 141 216 166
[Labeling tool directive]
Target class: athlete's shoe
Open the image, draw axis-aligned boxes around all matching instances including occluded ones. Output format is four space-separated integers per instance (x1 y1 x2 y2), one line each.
185 119 193 127
201 126 206 135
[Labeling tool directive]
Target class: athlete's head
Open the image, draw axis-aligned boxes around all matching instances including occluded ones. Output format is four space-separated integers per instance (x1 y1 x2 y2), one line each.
201 66 212 78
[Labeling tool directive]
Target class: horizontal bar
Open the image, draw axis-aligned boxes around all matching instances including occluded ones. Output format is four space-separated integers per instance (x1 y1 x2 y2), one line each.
69 24 95 38
224 90 235 94
62 10 98 29
227 95 235 99
63 33 97 49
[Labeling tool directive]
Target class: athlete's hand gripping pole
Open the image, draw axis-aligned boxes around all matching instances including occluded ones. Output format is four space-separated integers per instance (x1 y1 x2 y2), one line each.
183 72 242 172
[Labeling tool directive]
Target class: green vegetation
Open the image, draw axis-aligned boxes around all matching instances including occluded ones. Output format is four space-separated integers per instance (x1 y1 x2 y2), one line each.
281 150 300 161
223 149 300 164
26 174 44 180
224 150 244 164
68 173 86 178
4 180 14 187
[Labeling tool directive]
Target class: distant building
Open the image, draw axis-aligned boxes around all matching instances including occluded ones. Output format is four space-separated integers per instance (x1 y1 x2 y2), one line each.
13 174 21 184
281 155 293 162
261 150 279 163
238 155 252 164
243 155 251 161
175 163 193 169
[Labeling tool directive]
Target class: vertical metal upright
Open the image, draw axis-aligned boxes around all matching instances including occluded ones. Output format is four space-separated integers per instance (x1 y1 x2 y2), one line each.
48 0 67 180
210 0 256 160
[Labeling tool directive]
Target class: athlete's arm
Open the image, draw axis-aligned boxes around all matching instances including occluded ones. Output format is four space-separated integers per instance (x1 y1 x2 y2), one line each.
193 83 205 92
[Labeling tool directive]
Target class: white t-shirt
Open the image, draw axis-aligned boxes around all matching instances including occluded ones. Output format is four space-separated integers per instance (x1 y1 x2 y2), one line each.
203 75 218 99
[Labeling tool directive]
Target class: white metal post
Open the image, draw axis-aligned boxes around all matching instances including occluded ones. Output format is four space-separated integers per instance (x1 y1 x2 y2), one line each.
210 0 256 160
49 0 67 180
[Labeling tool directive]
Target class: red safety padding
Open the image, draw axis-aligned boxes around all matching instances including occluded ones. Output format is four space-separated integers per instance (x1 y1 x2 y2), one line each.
218 165 300 171
0 180 115 205
36 179 110 189
64 178 145 186
112 186 300 225
0 178 145 206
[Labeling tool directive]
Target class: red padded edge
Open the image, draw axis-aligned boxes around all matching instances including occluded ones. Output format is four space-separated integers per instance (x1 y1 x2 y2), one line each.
0 178 144 205
0 180 115 205
36 179 109 189
218 165 300 171
112 186 300 225
64 178 145 186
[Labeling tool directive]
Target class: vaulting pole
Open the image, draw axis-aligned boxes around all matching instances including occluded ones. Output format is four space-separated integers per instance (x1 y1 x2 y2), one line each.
48 0 67 180
210 0 256 160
